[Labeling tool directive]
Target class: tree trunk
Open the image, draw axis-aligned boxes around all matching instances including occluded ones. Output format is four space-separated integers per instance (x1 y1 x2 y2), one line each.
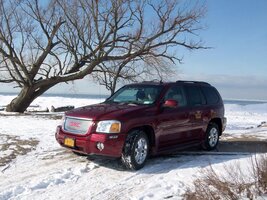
110 86 116 96
5 85 53 113
110 77 118 96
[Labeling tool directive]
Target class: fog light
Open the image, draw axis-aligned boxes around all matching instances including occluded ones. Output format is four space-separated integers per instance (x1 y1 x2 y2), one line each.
96 142 104 151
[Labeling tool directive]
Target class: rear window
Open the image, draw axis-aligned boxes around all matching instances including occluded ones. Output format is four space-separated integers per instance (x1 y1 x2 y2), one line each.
201 86 220 105
185 86 206 106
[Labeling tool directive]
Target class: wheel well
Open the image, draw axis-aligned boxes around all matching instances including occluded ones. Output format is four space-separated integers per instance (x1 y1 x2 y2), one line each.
209 118 222 135
128 125 155 147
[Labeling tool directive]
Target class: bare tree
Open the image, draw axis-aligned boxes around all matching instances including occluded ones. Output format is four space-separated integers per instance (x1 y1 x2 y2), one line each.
0 0 206 113
91 57 176 95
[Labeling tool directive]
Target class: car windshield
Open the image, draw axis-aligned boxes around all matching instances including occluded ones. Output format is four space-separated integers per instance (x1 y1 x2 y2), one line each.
106 85 163 105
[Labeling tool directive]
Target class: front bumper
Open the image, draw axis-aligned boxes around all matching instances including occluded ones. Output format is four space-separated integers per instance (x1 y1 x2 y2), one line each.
55 126 127 157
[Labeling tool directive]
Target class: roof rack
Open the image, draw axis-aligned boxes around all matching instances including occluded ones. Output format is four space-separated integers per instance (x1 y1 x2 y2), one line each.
176 80 210 86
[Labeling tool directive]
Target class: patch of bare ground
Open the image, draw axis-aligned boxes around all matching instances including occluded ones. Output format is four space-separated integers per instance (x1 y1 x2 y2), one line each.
184 155 267 200
217 140 267 153
0 134 39 167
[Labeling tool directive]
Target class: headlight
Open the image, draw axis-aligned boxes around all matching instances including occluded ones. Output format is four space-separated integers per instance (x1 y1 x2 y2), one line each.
96 120 121 133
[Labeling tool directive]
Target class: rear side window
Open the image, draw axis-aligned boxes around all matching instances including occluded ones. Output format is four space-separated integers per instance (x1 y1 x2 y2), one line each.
185 86 206 106
201 87 220 105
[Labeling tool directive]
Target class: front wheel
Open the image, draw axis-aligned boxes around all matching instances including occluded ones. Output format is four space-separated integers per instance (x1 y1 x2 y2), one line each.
121 130 149 170
202 123 220 150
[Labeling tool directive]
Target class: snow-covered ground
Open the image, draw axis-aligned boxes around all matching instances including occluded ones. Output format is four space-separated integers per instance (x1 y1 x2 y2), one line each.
0 94 266 200
224 103 267 140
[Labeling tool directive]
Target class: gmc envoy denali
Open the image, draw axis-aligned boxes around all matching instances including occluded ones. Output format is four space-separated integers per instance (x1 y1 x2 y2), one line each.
55 81 226 170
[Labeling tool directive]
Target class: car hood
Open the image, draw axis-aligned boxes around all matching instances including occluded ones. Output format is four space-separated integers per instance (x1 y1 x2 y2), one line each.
65 103 152 121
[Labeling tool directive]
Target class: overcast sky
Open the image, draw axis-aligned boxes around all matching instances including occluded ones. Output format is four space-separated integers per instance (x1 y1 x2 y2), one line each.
0 0 266 100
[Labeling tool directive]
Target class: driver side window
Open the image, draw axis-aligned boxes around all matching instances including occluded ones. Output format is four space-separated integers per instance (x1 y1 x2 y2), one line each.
164 86 187 107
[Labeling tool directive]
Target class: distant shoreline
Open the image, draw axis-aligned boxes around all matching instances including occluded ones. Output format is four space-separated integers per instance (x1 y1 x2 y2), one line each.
1 92 267 105
223 99 267 105
0 92 109 100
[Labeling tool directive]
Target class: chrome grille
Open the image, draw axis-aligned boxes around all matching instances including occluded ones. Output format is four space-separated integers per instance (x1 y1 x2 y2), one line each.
63 117 92 135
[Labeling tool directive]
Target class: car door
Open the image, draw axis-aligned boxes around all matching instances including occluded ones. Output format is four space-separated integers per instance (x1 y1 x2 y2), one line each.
184 85 208 142
157 85 191 150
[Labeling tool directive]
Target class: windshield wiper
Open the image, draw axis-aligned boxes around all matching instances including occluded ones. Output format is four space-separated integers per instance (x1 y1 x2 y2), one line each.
124 101 143 105
104 100 119 104
104 100 144 105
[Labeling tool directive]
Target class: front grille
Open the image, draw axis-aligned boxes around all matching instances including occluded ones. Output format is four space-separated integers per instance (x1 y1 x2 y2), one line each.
63 116 92 135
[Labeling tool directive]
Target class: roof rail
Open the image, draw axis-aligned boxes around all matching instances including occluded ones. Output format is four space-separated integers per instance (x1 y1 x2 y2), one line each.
176 80 210 86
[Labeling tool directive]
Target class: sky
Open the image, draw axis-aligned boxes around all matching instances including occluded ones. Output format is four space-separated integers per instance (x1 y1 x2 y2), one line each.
0 0 267 100
179 0 267 100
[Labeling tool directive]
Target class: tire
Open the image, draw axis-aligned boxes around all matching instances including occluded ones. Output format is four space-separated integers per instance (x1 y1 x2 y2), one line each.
121 130 149 170
202 123 220 150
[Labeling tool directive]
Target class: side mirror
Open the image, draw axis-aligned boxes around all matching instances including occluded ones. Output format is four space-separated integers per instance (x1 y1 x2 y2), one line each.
163 99 178 108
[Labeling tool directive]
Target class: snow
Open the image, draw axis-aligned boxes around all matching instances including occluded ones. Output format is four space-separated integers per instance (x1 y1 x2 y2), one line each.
224 103 267 140
0 94 267 200
0 94 104 111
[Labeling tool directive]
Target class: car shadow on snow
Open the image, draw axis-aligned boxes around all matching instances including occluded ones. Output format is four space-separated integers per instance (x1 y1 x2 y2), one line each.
141 140 267 174
84 140 267 174
85 155 126 171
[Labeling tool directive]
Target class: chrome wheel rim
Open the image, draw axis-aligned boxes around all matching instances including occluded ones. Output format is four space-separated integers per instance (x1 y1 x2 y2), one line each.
134 137 148 165
208 127 219 147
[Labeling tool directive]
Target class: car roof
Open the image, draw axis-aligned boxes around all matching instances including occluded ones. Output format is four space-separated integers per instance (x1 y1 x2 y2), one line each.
126 80 211 87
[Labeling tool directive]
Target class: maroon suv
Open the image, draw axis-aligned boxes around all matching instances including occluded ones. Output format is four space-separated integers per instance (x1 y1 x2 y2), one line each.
55 81 226 170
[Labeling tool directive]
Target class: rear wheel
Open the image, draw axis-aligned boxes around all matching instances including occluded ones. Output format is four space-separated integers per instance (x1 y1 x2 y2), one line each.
202 123 220 150
121 130 149 170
